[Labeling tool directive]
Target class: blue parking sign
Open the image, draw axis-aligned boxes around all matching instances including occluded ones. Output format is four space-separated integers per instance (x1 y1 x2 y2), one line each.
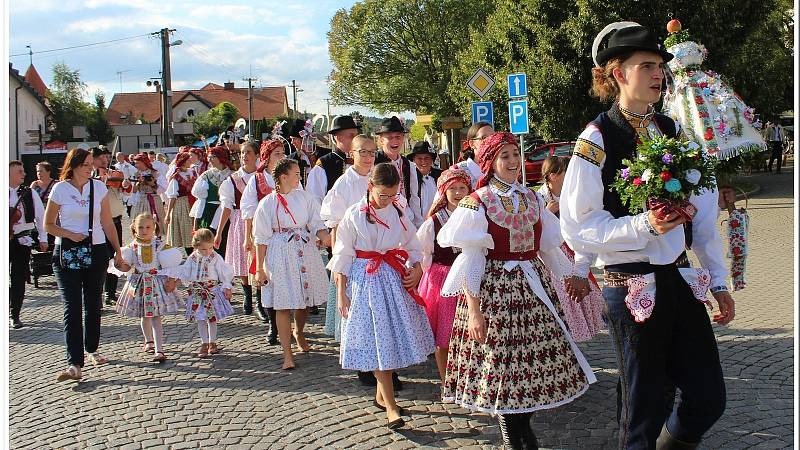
508 100 529 135
471 101 494 127
507 73 527 98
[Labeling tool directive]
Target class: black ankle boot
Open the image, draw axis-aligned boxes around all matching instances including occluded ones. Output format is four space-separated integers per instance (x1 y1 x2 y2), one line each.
266 308 278 345
255 289 268 322
518 413 539 450
242 284 253 315
656 425 699 450
497 414 524 450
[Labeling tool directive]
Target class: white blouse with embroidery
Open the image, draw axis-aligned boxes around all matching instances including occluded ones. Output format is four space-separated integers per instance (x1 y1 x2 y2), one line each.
252 189 326 245
161 251 235 289
189 167 232 224
320 167 369 229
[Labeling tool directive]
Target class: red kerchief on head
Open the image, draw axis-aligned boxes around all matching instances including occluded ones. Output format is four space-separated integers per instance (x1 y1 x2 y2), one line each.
476 131 518 188
427 167 473 218
209 146 232 170
258 139 284 172
132 153 154 171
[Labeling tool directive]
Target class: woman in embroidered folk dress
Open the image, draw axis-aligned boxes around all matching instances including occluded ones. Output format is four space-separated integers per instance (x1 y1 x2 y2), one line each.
113 214 183 362
538 156 605 342
438 132 596 449
129 153 167 234
215 142 259 315
253 159 331 370
164 229 235 358
164 152 197 254
190 145 233 256
416 168 472 386
329 163 435 430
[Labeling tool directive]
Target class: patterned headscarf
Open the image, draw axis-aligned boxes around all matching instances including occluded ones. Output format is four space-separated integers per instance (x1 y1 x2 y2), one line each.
132 153 155 172
476 131 519 189
171 152 193 180
258 139 284 173
178 145 192 154
208 146 232 170
427 167 473 218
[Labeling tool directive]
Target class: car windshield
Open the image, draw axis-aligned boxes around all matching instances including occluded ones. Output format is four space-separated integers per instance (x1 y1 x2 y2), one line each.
553 144 574 156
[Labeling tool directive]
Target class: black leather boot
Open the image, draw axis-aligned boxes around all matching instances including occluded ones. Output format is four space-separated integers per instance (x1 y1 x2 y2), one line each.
266 307 278 345
497 414 524 450
242 284 253 315
656 425 699 450
254 288 268 322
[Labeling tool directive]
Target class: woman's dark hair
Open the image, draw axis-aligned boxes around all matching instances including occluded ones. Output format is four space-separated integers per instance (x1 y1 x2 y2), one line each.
272 158 299 190
60 148 91 181
367 162 403 221
36 161 53 174
240 141 258 157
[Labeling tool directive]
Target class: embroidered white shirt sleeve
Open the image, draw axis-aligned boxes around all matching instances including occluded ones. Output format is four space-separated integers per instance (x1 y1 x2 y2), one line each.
438 203 493 298
306 165 327 204
417 218 435 270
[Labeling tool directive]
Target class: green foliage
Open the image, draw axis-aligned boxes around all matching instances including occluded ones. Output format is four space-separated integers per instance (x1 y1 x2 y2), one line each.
190 102 240 138
611 137 717 214
663 29 692 48
48 63 93 142
86 92 115 145
409 122 427 141
328 0 493 116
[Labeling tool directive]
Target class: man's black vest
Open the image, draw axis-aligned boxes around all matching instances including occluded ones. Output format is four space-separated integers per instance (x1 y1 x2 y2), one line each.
592 104 691 247
316 150 348 192
375 151 412 202
416 167 442 202
16 186 35 224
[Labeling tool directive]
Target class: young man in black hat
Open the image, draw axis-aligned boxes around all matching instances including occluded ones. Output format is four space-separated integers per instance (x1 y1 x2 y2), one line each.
287 118 331 187
305 115 360 203
410 141 441 218
374 116 423 228
560 22 733 450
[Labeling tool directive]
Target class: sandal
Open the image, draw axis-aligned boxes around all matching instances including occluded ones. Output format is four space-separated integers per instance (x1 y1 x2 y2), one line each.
208 342 220 354
56 365 82 382
152 352 167 363
197 343 210 358
86 353 108 366
142 341 155 354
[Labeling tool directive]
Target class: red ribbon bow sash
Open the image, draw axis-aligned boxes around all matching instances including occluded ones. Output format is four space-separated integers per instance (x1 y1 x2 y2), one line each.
355 249 424 307
360 203 407 231
276 193 298 227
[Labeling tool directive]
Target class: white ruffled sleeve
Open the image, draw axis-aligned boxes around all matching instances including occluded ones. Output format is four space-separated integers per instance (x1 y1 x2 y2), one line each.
438 202 493 298
218 178 235 210
240 176 259 220
320 185 348 229
328 207 358 275
305 166 327 204
157 259 192 281
252 195 275 245
305 192 326 235
108 245 135 276
215 254 235 289
189 176 209 219
164 178 180 199
535 192 574 280
400 219 422 266
155 173 167 195
416 218 436 270
572 251 594 278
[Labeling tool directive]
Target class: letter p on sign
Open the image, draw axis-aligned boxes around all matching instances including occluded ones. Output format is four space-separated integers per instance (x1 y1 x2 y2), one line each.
508 100 529 135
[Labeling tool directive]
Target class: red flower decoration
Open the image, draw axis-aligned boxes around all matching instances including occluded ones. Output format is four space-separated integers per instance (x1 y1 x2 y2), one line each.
192 303 199 311
704 128 714 141
732 247 742 256
730 220 740 228
209 316 217 323
660 171 672 182
695 96 704 104
633 177 642 186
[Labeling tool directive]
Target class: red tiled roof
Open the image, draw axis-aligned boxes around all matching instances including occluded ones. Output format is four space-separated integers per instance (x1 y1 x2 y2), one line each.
106 85 289 125
24 64 49 99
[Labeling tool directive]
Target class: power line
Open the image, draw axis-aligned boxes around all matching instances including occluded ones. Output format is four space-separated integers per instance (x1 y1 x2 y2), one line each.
10 33 152 57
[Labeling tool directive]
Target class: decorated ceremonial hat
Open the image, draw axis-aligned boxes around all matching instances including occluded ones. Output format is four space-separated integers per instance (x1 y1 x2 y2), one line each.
376 116 406 135
593 23 674 67
328 115 361 135
410 141 436 158
286 118 307 138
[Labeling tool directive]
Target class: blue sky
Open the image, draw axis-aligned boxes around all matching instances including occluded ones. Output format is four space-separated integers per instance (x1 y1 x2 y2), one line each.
9 0 403 118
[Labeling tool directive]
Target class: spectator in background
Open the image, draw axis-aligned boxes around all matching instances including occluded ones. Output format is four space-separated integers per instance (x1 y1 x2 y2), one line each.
766 120 784 173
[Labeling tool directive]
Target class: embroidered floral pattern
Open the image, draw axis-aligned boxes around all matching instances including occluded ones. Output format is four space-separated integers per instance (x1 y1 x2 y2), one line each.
478 188 539 253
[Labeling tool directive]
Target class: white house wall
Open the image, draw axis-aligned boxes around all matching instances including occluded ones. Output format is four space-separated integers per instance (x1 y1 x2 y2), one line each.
9 76 49 159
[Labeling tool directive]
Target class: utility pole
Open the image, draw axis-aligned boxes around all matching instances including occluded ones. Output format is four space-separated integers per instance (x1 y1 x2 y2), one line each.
290 80 301 118
244 70 256 138
116 69 131 93
26 45 32 66
153 27 178 147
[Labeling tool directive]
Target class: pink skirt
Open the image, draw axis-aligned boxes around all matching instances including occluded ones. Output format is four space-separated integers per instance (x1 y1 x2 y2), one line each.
560 243 605 342
224 210 248 277
419 262 457 348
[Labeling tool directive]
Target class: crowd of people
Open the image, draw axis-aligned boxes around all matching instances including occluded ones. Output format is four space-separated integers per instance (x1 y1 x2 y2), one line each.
9 22 740 449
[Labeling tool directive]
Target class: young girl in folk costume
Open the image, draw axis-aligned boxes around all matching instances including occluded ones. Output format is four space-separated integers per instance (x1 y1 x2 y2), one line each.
438 132 596 449
240 139 285 331
190 145 233 255
329 162 434 430
164 152 197 254
112 214 183 363
538 156 605 342
416 167 472 386
129 153 167 233
253 159 331 370
164 229 235 358
215 142 259 318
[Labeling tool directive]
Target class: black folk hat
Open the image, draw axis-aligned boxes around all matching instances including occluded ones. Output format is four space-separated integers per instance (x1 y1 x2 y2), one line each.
328 115 361 135
410 141 436 158
376 116 406 135
595 25 673 67
285 118 307 139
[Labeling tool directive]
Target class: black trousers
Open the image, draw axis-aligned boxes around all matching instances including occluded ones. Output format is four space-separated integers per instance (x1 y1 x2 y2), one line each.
104 216 124 301
53 244 109 368
9 239 32 320
768 141 783 172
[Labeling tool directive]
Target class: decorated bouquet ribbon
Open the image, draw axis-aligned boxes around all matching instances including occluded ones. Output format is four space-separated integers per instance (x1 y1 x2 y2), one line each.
624 267 712 323
355 249 424 306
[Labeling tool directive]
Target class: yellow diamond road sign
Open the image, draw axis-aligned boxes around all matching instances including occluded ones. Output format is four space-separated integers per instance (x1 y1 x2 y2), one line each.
467 68 495 98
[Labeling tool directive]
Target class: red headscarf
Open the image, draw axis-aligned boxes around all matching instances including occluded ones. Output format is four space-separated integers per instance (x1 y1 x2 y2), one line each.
209 146 232 170
258 139 284 173
476 131 518 189
178 145 192 154
171 152 193 180
132 153 155 172
427 167 473 218
190 146 205 161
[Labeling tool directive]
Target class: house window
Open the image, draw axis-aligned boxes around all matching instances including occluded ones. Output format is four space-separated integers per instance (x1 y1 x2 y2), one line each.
187 109 195 117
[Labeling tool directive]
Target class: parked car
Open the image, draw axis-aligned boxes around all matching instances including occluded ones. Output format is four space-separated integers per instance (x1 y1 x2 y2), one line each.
523 141 576 185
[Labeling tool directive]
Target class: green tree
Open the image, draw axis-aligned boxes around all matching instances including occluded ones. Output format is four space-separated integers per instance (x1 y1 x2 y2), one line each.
86 92 115 144
48 63 92 142
449 0 793 140
328 0 494 117
190 102 240 138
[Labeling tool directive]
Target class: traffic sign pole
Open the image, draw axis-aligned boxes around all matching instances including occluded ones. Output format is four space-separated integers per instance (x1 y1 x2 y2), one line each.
520 135 526 186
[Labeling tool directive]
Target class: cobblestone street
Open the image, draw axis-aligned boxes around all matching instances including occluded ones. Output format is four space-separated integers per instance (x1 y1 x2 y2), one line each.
9 165 794 449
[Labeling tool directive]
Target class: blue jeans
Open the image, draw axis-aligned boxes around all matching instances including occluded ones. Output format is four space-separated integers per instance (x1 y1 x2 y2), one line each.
53 244 109 368
604 264 726 449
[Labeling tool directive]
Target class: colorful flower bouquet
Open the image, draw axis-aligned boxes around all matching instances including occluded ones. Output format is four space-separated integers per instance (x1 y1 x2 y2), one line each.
612 136 717 221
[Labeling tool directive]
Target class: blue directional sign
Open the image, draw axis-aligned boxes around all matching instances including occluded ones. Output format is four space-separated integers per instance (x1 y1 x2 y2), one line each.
507 73 527 98
471 101 494 127
508 100 529 135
